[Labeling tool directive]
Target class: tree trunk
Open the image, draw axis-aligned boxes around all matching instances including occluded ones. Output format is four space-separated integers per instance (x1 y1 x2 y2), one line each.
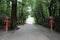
11 0 17 29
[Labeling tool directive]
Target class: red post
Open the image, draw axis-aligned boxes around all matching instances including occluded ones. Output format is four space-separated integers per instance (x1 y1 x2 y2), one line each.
49 17 54 32
6 18 8 32
50 20 53 32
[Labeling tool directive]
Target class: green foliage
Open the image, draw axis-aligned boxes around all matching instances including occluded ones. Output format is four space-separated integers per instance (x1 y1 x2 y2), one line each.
0 0 60 32
0 0 7 18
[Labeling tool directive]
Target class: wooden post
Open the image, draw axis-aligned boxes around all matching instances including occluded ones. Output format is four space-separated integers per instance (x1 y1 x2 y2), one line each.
49 16 54 32
6 18 8 32
50 20 53 32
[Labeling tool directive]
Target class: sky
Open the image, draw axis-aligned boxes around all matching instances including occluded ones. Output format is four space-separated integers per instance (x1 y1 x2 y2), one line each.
10 0 22 5
18 0 22 2
25 15 35 24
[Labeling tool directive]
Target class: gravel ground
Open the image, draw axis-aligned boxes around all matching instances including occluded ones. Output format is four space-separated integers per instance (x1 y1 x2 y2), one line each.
35 24 60 40
0 24 60 40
